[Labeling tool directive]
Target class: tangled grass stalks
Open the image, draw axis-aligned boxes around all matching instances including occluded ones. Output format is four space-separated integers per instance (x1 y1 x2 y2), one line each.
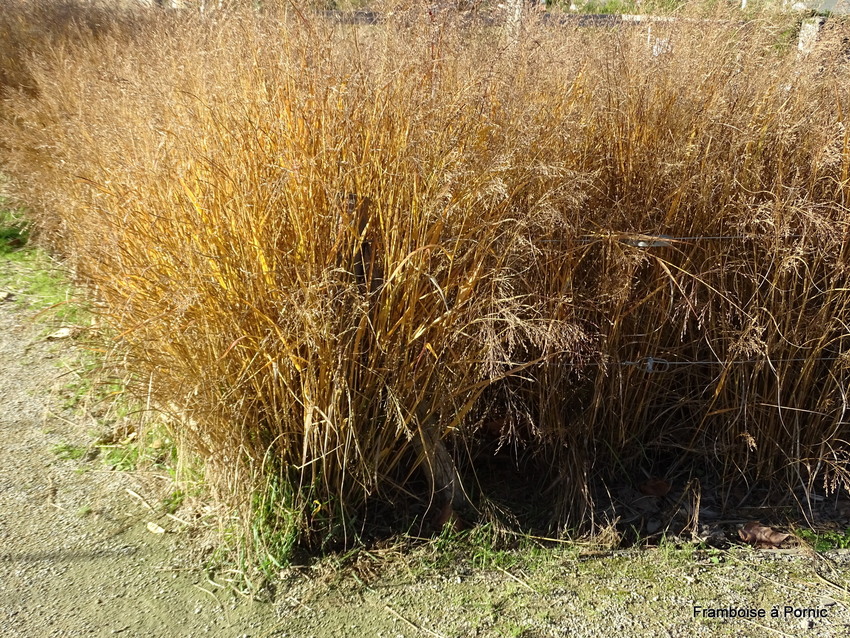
0 0 148 99
2 1 850 560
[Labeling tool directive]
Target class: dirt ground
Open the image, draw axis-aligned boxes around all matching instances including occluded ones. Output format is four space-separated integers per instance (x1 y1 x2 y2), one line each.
2 257 850 638
0 272 281 636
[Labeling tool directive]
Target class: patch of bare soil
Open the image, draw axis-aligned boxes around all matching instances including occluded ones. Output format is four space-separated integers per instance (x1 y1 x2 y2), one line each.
0 292 278 637
1 265 850 638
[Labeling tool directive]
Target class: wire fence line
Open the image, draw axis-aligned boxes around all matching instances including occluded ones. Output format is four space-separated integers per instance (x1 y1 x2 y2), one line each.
433 233 832 246
616 355 844 373
511 355 846 374
536 233 829 245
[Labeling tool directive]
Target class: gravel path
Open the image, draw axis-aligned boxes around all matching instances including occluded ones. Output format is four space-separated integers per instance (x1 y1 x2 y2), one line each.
0 290 278 637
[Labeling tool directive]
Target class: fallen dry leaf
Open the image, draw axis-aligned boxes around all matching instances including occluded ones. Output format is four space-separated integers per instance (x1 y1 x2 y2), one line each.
738 521 790 547
639 478 671 497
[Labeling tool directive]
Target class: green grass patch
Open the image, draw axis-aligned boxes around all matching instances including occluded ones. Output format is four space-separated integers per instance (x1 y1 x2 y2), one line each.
797 527 850 552
0 206 30 254
573 0 641 14
97 423 178 472
101 442 140 471
161 489 185 514
52 442 87 461
0 200 87 323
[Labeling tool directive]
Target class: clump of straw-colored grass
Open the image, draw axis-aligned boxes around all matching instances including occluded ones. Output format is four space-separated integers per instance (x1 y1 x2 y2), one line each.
2 1 850 559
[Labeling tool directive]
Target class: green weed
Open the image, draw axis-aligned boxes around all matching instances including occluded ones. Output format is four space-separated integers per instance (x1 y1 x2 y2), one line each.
98 423 178 473
161 489 185 514
797 527 850 552
251 471 301 575
101 443 139 471
0 202 87 323
574 0 641 14
52 442 86 461
0 206 29 254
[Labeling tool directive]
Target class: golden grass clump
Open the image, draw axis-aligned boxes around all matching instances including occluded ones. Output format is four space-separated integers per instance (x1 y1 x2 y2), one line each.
0 0 145 99
2 1 850 556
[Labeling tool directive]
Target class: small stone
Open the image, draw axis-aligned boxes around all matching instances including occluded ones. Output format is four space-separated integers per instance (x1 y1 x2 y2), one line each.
47 327 75 340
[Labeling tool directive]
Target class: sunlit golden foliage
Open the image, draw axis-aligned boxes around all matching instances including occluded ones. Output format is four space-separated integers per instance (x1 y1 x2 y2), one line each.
2 1 850 556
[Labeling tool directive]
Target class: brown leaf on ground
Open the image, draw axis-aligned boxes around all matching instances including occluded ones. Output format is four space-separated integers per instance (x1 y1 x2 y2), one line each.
639 478 671 497
738 521 790 547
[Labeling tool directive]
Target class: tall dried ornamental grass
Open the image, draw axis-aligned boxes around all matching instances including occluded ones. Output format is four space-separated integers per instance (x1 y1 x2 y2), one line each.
0 0 145 98
2 1 850 557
